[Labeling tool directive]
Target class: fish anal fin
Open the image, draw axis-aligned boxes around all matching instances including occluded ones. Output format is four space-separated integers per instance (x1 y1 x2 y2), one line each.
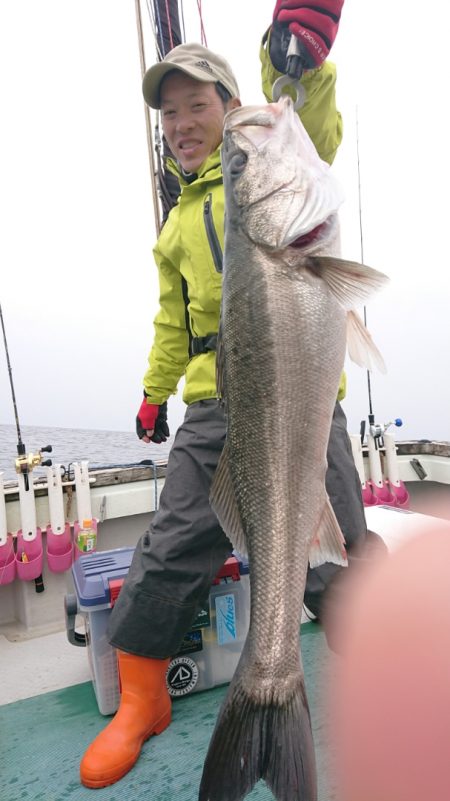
210 443 247 556
309 497 348 569
347 309 387 373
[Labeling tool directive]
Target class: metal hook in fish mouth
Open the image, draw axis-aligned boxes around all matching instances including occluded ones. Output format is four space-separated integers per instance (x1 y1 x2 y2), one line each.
272 75 306 111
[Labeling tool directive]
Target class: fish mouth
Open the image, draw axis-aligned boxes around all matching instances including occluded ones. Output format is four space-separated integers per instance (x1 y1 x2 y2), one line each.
288 219 330 249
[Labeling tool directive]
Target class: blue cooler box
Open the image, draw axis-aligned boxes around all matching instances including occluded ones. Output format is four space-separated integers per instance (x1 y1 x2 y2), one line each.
66 547 250 715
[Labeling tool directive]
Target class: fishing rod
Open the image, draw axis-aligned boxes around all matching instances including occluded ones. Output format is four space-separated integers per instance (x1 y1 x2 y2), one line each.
355 112 403 459
0 302 52 592
1 303 26 461
355 107 382 449
0 303 53 482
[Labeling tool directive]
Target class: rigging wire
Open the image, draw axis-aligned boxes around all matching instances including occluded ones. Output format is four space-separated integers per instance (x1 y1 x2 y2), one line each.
145 0 164 61
196 1 207 46
356 106 374 419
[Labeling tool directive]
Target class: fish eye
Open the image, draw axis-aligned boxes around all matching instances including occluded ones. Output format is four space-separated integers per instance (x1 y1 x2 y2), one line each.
229 151 248 179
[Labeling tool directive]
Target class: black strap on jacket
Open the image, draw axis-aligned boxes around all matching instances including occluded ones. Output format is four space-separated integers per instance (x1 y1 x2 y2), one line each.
180 280 217 359
181 277 193 357
189 334 218 358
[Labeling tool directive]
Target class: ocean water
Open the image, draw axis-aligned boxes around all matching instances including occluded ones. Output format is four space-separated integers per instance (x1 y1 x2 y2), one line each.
0 423 174 483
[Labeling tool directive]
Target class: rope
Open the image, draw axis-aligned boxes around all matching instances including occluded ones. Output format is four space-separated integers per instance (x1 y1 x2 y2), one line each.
164 0 175 51
196 0 207 46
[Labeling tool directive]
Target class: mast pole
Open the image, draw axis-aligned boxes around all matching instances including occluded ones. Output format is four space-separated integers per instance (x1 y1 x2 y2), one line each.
134 0 162 236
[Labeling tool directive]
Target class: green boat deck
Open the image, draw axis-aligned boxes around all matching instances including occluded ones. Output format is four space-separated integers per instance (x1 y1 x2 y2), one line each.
0 623 338 801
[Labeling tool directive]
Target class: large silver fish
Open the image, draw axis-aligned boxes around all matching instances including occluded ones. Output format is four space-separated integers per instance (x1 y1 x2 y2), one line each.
199 96 388 801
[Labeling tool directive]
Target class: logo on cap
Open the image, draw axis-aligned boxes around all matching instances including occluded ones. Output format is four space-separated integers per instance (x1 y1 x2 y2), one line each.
194 59 214 75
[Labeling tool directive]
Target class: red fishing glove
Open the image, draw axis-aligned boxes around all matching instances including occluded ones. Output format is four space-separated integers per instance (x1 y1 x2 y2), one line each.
272 0 344 67
136 396 170 443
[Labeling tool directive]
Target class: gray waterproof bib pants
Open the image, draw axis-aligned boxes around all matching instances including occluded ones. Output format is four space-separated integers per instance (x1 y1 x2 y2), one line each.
108 398 367 658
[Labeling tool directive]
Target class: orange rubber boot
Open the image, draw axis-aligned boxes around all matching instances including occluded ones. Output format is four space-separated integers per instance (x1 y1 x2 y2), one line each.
80 652 171 788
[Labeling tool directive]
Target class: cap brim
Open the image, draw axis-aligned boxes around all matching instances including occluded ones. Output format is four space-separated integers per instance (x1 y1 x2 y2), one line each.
142 63 216 109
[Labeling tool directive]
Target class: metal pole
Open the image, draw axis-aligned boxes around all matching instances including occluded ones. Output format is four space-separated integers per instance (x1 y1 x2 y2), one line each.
135 0 162 235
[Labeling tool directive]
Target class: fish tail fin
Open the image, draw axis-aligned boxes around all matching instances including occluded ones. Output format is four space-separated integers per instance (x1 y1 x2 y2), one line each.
346 309 387 373
198 670 317 801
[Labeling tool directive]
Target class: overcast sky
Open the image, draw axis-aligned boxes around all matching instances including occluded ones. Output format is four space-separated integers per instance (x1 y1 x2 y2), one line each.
1 0 449 444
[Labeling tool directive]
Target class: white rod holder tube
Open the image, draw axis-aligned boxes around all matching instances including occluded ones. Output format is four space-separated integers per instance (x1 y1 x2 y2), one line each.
73 461 92 523
350 435 367 487
45 465 66 534
383 432 400 486
367 434 384 488
17 472 38 541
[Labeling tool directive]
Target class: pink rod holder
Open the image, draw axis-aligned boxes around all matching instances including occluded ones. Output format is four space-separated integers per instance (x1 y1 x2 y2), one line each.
15 528 44 581
362 483 380 507
369 480 398 507
388 480 410 508
0 535 16 585
46 523 73 573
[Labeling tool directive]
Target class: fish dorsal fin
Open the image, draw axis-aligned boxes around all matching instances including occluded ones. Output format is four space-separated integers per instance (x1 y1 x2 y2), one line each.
347 309 387 373
210 442 248 557
309 256 389 310
309 497 348 569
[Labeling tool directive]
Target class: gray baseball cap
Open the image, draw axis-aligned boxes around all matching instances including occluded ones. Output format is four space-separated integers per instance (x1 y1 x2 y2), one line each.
142 42 240 109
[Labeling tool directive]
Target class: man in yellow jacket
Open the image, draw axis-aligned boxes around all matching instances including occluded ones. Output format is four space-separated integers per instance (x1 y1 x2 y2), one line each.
80 0 376 789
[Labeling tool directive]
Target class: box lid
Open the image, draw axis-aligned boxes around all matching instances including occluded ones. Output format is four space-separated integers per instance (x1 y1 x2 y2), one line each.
71 547 134 608
71 546 250 608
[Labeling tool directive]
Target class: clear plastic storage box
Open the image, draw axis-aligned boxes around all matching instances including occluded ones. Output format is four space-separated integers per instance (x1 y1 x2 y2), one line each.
66 547 250 715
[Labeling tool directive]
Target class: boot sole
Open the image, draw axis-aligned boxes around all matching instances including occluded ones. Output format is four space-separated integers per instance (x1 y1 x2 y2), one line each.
80 708 172 789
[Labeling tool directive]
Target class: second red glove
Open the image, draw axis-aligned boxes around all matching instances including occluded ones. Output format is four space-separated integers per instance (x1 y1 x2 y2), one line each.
273 0 344 67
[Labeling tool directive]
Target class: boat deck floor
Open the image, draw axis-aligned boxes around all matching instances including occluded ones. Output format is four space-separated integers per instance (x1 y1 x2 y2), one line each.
1 623 336 801
3 503 450 801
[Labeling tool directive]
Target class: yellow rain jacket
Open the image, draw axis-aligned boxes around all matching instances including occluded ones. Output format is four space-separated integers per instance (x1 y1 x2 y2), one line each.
143 38 346 407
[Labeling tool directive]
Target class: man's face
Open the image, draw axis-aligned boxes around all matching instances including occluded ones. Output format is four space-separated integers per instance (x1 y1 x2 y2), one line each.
160 71 239 173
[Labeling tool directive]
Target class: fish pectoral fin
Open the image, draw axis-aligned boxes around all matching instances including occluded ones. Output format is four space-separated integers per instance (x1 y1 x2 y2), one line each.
210 443 248 556
309 256 389 310
309 498 348 569
347 309 387 373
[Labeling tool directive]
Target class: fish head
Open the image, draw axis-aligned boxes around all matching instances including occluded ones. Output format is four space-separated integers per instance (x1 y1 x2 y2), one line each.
222 96 344 252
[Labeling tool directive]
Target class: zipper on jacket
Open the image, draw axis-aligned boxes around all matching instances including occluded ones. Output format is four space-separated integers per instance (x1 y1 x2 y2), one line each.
203 193 223 273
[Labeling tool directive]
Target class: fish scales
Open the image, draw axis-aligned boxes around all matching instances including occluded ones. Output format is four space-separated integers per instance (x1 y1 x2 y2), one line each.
199 96 388 801
223 251 346 698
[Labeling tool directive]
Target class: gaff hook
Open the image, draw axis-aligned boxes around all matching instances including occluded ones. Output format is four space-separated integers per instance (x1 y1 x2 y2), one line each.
272 34 307 110
272 74 305 110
